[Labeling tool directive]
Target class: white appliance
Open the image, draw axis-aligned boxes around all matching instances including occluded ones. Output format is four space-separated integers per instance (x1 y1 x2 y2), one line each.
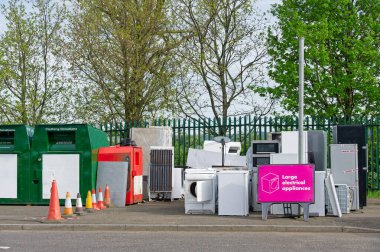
269 152 300 215
184 169 217 214
281 131 327 171
203 140 242 155
281 131 308 162
218 170 249 216
309 171 326 216
270 153 298 164
186 148 246 168
325 174 342 217
172 167 183 199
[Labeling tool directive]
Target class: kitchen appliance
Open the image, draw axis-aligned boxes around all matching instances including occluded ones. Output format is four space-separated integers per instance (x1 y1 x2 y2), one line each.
184 169 217 214
330 144 360 210
333 125 367 207
217 170 249 216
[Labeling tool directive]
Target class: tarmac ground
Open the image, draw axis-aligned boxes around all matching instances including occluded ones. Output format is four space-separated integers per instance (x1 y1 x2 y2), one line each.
0 198 379 233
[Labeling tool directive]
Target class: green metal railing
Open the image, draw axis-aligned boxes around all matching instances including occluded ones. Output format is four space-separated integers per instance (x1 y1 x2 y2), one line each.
100 115 380 191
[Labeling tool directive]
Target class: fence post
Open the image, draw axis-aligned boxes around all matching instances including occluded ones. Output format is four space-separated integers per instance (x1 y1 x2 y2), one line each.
244 116 247 153
182 119 186 166
228 117 232 139
248 115 252 146
197 118 201 148
376 117 379 191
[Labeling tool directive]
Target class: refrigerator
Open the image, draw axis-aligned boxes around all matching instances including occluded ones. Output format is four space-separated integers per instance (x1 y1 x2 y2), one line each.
330 144 360 210
218 170 249 216
333 125 367 207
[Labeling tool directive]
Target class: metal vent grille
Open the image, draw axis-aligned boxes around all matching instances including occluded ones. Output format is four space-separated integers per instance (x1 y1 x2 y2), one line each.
326 184 351 214
150 149 173 192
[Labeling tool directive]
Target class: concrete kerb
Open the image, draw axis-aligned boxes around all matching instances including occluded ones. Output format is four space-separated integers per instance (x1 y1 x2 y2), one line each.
1 224 380 233
342 226 380 233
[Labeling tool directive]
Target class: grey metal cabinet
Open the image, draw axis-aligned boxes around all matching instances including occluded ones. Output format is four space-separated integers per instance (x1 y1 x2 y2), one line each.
330 144 360 210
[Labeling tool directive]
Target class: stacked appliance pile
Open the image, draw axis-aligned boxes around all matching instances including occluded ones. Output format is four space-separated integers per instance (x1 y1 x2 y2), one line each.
185 139 250 216
248 127 366 217
183 127 367 218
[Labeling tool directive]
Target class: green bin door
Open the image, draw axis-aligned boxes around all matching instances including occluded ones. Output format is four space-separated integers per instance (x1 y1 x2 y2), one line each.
0 154 18 198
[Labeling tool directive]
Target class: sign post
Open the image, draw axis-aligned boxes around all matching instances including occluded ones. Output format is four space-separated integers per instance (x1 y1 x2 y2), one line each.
258 164 315 221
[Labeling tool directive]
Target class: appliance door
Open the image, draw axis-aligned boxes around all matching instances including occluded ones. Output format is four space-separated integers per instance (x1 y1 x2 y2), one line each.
196 180 213 202
218 172 249 215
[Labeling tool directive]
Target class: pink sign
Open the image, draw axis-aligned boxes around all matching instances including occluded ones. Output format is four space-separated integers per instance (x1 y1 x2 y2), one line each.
258 164 314 203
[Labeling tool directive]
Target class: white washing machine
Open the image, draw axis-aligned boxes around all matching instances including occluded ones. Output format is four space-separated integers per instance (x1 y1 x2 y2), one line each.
184 168 217 214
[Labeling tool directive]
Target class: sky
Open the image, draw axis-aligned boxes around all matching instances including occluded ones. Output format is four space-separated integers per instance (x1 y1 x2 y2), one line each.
0 0 282 34
0 0 283 117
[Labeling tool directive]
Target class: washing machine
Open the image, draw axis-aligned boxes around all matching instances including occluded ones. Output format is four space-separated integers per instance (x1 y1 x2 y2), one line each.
184 168 217 214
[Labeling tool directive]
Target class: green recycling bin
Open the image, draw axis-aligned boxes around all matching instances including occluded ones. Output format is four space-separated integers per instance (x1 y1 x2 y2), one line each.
0 125 34 204
30 124 108 205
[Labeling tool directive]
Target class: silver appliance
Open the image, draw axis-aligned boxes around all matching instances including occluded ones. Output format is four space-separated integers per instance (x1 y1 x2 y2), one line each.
309 171 326 216
330 144 360 210
270 153 298 164
326 184 351 214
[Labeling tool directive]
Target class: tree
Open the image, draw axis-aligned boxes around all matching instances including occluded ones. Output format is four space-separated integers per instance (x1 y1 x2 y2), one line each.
261 0 380 118
0 0 70 124
172 0 272 123
67 0 180 123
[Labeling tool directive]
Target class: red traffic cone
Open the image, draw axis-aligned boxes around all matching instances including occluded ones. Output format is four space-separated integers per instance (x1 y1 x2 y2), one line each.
97 187 106 210
104 184 112 208
47 180 62 221
92 189 100 210
74 193 85 215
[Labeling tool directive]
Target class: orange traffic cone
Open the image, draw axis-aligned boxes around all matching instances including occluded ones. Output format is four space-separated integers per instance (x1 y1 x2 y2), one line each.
97 187 106 210
85 190 94 213
74 193 85 215
104 184 112 208
46 180 62 221
91 189 100 210
63 192 74 217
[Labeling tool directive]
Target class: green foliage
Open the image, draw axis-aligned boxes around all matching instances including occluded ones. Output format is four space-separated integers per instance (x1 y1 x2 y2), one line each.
260 0 380 118
0 0 71 124
67 0 179 123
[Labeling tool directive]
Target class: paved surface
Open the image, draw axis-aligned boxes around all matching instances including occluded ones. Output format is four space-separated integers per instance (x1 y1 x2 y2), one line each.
1 231 380 252
0 198 379 232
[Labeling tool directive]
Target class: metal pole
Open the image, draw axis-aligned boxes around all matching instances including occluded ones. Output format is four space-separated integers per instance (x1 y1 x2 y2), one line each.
298 37 305 164
221 139 225 167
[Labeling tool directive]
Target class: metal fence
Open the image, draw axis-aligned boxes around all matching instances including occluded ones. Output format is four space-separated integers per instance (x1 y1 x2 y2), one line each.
100 115 380 191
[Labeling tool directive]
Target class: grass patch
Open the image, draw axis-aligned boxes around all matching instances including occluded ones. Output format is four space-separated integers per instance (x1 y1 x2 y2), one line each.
367 190 380 198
